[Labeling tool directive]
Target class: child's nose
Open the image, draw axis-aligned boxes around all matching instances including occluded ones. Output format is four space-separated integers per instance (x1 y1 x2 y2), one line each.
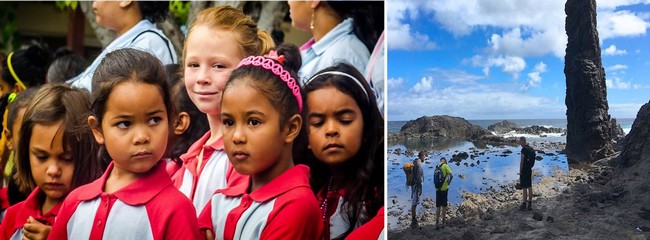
46 163 62 177
325 121 339 137
133 127 151 145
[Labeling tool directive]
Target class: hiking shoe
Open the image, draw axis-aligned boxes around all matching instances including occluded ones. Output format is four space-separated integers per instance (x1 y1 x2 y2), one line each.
527 202 532 210
519 202 527 211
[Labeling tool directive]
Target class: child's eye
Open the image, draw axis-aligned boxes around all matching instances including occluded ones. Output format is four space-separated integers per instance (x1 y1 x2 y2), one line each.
309 118 324 127
187 63 199 68
149 117 163 125
213 63 226 69
339 119 354 125
248 119 261 126
115 121 131 129
35 155 48 161
223 119 234 127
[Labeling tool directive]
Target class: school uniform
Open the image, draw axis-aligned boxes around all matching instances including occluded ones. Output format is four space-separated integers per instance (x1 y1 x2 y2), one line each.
48 161 200 240
345 207 385 240
171 132 245 215
198 164 323 240
299 18 370 82
0 187 61 240
69 19 177 92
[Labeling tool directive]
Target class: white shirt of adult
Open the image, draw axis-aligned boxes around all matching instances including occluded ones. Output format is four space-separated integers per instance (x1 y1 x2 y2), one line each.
68 20 177 92
299 18 370 84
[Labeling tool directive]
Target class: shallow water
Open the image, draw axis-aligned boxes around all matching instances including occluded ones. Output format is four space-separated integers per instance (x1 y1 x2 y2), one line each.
386 137 569 230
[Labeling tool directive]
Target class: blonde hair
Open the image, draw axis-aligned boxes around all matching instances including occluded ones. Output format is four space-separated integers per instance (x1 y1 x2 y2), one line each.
183 5 275 63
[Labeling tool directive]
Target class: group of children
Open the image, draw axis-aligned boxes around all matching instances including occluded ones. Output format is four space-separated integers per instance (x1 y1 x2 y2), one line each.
0 5 384 240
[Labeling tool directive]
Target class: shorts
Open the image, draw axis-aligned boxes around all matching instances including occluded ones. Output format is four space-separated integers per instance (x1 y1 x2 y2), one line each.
436 190 448 207
520 168 532 188
411 184 422 206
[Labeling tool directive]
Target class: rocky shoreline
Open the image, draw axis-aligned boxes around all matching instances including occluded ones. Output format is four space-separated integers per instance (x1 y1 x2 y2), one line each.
388 153 650 239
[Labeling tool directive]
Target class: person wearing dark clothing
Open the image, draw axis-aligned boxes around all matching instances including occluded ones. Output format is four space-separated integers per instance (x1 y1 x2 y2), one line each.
519 137 535 210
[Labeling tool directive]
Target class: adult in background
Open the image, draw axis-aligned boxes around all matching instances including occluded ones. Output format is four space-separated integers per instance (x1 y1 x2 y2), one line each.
68 1 177 92
287 1 383 82
519 137 535 210
410 151 424 227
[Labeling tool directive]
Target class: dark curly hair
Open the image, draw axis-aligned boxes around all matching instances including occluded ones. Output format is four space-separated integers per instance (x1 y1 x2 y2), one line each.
322 1 384 52
302 63 384 239
138 1 169 23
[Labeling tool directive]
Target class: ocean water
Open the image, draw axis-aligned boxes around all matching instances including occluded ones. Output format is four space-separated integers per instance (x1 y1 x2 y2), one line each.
388 118 635 134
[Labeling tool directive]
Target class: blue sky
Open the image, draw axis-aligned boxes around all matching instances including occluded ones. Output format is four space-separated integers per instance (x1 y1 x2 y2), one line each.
387 0 650 121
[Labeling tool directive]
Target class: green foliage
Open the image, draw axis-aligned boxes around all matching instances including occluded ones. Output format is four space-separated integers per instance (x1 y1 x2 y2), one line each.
0 2 20 53
55 0 78 11
169 0 190 26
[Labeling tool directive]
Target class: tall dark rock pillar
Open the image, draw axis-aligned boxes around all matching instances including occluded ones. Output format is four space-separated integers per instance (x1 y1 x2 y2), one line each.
564 0 614 163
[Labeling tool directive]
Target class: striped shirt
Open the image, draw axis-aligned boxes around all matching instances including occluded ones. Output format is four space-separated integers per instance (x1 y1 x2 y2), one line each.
198 164 323 240
170 132 245 216
48 161 200 240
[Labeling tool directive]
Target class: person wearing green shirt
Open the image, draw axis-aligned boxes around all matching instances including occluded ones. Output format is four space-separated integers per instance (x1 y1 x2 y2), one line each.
435 157 453 230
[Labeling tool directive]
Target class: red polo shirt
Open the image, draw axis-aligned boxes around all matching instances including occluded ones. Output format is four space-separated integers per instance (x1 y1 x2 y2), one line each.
48 161 200 240
1 187 61 240
345 206 385 240
170 132 245 215
198 164 323 240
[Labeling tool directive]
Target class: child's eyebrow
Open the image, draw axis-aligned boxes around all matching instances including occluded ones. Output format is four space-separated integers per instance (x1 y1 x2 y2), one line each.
146 110 164 116
334 109 357 117
245 110 265 117
30 147 48 154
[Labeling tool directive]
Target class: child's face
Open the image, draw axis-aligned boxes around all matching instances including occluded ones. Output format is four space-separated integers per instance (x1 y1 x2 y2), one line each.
184 26 244 116
90 81 169 174
0 79 12 96
5 108 26 151
29 121 73 200
306 86 364 166
221 82 289 176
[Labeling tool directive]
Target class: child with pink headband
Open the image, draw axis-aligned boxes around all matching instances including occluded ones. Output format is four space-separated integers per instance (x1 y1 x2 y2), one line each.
197 44 323 239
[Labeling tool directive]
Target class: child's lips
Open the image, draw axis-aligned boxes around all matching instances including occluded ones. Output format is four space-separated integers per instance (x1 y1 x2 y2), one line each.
43 182 64 190
232 151 249 161
323 143 344 151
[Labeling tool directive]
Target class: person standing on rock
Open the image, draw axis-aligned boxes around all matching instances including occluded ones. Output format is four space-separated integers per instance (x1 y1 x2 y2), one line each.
519 137 535 210
435 157 453 230
410 151 425 227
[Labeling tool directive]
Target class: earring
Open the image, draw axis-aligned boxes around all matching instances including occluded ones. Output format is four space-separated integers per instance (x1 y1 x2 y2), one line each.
310 10 315 30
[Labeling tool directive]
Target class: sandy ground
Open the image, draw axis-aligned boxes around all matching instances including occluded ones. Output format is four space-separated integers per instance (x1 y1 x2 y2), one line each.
388 153 650 240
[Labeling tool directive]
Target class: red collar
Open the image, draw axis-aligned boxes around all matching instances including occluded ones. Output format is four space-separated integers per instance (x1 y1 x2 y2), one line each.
76 161 171 205
180 132 225 162
17 187 62 226
220 164 311 202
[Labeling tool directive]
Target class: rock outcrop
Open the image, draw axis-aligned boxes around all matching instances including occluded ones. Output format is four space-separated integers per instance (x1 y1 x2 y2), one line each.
487 120 518 134
518 125 565 135
399 115 491 140
619 101 650 167
610 118 626 142
564 0 614 163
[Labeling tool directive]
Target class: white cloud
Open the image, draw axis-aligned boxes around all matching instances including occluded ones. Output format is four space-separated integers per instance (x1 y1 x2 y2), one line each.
523 62 547 91
387 0 437 50
388 77 405 89
609 102 646 119
427 68 484 84
411 76 433 93
607 64 628 72
470 55 527 79
603 45 628 55
598 10 649 40
606 77 632 89
388 82 565 120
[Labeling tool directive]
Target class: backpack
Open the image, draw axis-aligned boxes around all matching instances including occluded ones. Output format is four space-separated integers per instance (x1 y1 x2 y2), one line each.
434 163 446 189
524 145 536 168
403 162 415 186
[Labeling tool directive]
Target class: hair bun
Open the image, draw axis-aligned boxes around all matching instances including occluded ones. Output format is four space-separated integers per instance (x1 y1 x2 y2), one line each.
276 44 301 74
25 44 50 68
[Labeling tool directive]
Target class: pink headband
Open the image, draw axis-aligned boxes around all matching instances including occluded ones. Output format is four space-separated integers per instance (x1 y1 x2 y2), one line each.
236 53 303 112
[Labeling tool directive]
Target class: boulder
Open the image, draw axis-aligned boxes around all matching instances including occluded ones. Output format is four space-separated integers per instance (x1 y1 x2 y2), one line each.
487 120 518 134
619 101 650 167
399 115 492 140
